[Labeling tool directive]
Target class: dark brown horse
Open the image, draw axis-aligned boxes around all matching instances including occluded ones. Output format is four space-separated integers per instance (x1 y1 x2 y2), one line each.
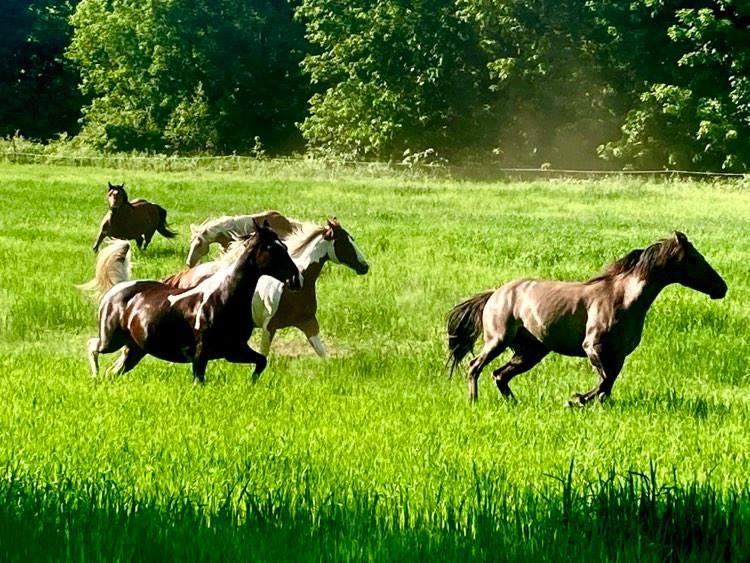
93 183 177 252
86 221 301 384
448 232 727 405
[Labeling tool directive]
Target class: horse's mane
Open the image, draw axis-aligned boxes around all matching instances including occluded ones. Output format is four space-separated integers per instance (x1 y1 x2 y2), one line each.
587 238 679 283
214 220 325 263
284 222 327 258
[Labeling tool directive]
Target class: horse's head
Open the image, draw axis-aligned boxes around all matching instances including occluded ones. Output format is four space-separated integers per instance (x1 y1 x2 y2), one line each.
322 218 369 275
186 227 209 267
666 232 727 299
249 219 302 290
107 182 128 209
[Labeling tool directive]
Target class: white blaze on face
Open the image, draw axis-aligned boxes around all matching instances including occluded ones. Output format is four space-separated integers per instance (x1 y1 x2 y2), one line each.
348 235 367 267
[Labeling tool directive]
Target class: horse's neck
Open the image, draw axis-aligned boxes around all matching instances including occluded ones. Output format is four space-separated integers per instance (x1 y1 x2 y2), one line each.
299 260 326 289
293 235 330 280
619 274 667 315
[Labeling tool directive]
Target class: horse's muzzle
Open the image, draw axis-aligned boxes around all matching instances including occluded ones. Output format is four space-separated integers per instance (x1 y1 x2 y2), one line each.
710 282 728 300
355 263 369 275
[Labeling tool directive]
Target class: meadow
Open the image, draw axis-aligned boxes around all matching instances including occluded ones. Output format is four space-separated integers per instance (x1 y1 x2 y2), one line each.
1 163 749 560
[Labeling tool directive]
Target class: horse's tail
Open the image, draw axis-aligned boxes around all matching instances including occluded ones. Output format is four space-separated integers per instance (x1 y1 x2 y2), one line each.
77 240 132 300
156 206 177 238
447 290 493 377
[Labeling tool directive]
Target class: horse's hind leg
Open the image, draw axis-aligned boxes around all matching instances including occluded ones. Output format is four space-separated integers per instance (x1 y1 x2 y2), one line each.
109 345 146 376
142 230 154 250
467 338 507 402
87 329 128 378
87 338 101 377
225 345 268 383
492 335 549 401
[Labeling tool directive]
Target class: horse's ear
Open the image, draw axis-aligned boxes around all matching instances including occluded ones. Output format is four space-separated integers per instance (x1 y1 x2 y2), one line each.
673 231 688 246
262 219 271 229
107 182 113 189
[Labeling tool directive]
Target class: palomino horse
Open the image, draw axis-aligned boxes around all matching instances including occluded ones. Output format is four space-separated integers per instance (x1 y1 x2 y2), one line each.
166 217 369 357
93 183 177 252
186 211 298 267
447 232 727 405
85 221 301 383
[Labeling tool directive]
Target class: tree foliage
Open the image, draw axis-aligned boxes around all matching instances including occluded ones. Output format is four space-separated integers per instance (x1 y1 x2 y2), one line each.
68 0 308 153
0 0 82 140
2 0 749 169
297 0 488 161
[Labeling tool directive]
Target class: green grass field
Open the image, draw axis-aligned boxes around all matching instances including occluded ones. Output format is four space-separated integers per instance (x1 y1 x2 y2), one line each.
1 163 749 560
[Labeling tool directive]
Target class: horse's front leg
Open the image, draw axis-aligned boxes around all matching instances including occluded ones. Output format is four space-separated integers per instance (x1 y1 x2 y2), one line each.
92 225 108 253
571 339 625 407
192 341 208 385
300 318 327 358
226 345 267 383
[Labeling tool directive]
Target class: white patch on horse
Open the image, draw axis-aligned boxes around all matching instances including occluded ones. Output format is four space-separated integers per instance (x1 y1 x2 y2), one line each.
622 277 647 309
293 232 332 269
252 276 284 327
348 235 367 266
167 263 235 330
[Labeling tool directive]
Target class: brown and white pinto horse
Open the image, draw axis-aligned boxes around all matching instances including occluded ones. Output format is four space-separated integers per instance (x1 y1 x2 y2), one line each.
166 217 369 357
448 232 727 405
85 221 301 384
93 183 177 252
186 211 298 267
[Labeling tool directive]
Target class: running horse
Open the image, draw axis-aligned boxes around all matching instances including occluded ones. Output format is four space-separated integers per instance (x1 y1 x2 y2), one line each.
447 232 727 405
166 217 369 357
186 211 298 267
93 183 177 252
84 221 301 383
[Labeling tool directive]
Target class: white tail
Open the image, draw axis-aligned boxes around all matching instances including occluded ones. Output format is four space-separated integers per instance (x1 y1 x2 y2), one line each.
77 241 132 299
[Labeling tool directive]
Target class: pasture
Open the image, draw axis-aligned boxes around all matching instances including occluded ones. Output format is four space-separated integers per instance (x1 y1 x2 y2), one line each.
1 163 749 560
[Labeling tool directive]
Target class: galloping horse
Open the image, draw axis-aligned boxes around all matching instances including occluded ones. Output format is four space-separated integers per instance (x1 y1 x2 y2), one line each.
186 211 298 267
166 217 369 357
85 221 301 383
447 232 727 405
93 183 177 252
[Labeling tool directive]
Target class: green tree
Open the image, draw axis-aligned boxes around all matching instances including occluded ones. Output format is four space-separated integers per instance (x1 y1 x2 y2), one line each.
297 0 488 161
68 0 308 153
0 0 82 140
599 1 750 171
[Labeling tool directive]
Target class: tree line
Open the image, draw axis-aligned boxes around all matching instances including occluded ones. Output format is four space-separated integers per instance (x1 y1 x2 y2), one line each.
2 0 748 171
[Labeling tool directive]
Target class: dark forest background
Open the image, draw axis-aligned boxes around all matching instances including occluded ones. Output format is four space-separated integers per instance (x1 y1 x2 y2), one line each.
2 0 748 170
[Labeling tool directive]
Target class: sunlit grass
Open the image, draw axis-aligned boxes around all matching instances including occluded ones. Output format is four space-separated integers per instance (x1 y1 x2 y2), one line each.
1 163 749 559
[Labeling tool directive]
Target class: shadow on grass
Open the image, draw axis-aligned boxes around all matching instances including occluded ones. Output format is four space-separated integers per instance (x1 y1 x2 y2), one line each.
1 466 748 562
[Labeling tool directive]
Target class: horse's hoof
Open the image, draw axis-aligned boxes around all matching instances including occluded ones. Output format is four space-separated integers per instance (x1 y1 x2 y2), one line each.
565 394 585 408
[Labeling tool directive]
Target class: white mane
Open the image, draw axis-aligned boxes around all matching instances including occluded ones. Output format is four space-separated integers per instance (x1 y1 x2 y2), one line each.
284 222 327 259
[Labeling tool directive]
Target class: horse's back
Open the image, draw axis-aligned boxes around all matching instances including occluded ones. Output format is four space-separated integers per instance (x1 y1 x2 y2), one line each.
491 278 589 356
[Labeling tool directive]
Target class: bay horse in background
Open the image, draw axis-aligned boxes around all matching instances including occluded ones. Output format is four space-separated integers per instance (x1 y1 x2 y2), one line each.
167 217 369 358
93 183 177 252
84 221 301 384
186 211 298 267
447 232 727 405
